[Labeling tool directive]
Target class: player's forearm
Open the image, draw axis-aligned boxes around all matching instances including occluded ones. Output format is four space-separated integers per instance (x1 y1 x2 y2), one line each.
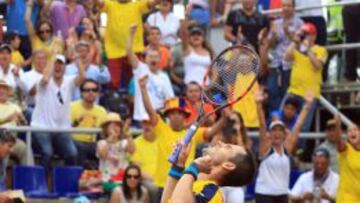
170 174 195 203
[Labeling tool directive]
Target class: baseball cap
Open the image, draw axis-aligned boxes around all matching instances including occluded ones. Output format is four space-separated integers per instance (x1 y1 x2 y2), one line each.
301 23 317 35
189 26 205 35
55 54 66 64
269 120 286 130
313 148 330 159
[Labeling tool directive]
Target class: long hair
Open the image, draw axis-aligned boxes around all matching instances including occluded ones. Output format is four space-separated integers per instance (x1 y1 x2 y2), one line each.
35 20 54 37
122 164 143 200
202 39 215 60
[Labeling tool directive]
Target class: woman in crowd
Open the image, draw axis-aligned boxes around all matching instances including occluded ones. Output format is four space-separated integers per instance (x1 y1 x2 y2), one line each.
335 119 360 203
110 164 149 203
254 91 313 203
181 19 213 85
97 112 135 192
25 0 63 59
146 0 180 47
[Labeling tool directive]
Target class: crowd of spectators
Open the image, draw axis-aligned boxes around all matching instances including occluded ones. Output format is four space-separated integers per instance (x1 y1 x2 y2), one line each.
0 0 359 202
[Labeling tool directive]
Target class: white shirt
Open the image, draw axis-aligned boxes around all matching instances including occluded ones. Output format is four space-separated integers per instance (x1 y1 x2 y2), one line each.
147 12 180 47
0 64 24 89
183 51 211 85
289 170 339 203
255 147 290 195
31 76 76 128
18 69 43 106
133 62 174 121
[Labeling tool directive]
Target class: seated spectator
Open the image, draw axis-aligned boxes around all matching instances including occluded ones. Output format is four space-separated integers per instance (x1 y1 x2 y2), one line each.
254 90 313 203
0 130 16 192
184 81 215 127
97 112 135 191
127 25 174 121
139 76 223 192
146 0 180 47
79 162 103 193
283 22 328 132
318 116 341 173
181 20 213 85
49 0 86 39
66 41 110 100
131 119 158 203
71 79 107 166
96 0 160 89
4 32 31 68
270 97 299 130
146 26 172 70
25 0 63 59
0 80 31 165
334 123 360 202
31 54 85 171
289 148 339 203
110 164 149 203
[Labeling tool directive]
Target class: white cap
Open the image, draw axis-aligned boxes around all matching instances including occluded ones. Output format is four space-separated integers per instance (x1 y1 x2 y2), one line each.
55 54 66 64
269 120 285 130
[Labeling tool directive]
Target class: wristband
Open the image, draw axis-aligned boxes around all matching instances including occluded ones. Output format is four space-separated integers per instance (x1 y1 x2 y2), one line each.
168 165 184 180
184 162 199 180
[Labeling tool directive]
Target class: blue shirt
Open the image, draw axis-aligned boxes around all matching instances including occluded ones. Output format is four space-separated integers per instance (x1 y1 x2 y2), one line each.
270 110 298 130
65 63 110 100
7 0 40 35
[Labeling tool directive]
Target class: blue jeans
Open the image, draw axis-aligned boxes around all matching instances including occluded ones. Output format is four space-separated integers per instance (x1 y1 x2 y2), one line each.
266 68 291 113
74 141 97 166
33 133 78 170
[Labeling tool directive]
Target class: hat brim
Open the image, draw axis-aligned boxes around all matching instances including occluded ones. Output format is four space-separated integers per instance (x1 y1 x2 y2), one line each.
163 107 191 118
101 120 123 128
269 124 286 130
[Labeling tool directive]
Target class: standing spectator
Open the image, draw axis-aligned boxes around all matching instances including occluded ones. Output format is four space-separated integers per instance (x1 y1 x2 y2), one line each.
266 0 303 112
96 112 135 189
0 80 31 165
131 120 158 203
25 0 63 59
254 90 313 203
66 41 110 100
270 97 299 130
0 44 23 90
110 165 150 203
97 0 160 89
31 54 85 170
4 32 31 68
283 22 328 132
318 116 341 173
289 148 339 203
82 0 100 28
71 79 107 166
139 76 223 198
127 25 174 121
146 26 172 70
224 0 269 51
335 123 360 202
181 22 213 85
146 0 180 47
184 81 215 127
0 130 16 192
6 0 41 59
342 2 360 81
49 0 86 39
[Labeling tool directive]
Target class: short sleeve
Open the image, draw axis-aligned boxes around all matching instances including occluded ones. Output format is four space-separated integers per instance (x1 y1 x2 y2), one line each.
225 10 236 26
147 13 155 26
151 114 169 140
101 0 115 13
133 62 150 79
289 175 306 197
136 0 149 15
315 47 328 64
195 183 219 203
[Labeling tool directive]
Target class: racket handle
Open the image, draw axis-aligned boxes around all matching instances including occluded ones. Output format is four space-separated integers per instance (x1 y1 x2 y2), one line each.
168 124 198 164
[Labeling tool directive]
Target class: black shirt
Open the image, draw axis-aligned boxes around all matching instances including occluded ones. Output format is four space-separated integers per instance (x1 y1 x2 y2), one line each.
226 9 270 51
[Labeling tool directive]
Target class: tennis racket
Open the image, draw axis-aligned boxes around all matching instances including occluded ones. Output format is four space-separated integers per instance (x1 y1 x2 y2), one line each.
168 45 260 164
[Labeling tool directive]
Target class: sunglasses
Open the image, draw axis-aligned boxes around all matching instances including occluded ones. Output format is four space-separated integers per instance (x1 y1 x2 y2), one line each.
39 29 51 34
82 88 99 93
126 174 140 179
57 91 64 105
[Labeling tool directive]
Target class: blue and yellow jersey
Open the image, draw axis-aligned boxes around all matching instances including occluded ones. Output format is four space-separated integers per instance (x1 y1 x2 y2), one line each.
193 180 224 203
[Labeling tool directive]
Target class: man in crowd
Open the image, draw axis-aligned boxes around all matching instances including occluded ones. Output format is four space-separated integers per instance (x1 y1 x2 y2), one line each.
0 44 23 92
270 97 299 130
266 0 303 112
71 79 107 166
66 41 110 100
289 148 339 203
131 119 158 203
97 0 161 89
127 25 174 121
146 26 172 70
31 54 85 170
224 0 269 51
0 129 16 193
50 0 86 39
283 22 328 132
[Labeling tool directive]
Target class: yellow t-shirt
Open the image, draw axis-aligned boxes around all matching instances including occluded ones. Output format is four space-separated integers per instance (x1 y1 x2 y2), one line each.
11 51 24 67
130 135 158 179
31 36 63 60
287 46 328 98
70 101 107 143
153 115 206 187
0 102 22 127
101 0 148 59
193 180 224 203
336 143 360 203
232 72 259 128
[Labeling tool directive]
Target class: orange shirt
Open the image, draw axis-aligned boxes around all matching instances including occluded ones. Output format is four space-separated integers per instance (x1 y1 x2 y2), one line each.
158 46 171 70
186 101 215 126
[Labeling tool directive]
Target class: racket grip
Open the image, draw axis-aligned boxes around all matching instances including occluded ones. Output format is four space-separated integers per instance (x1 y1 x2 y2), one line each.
168 124 198 164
